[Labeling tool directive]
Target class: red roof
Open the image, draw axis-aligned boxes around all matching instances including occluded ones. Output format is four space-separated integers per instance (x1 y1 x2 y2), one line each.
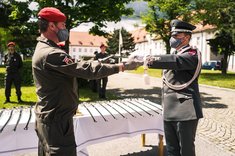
193 24 216 33
131 28 148 43
69 31 107 47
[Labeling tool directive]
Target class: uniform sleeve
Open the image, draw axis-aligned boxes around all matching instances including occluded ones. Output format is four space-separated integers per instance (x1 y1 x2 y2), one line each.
94 53 98 60
44 52 120 80
18 54 23 69
149 51 198 70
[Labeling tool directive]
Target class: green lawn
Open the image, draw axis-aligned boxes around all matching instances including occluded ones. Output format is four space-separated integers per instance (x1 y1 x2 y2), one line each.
131 66 235 89
1 66 235 109
0 67 118 109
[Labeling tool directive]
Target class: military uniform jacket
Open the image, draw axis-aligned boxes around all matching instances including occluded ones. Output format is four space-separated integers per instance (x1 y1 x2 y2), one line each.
32 36 120 122
94 52 109 63
4 52 23 74
149 45 203 121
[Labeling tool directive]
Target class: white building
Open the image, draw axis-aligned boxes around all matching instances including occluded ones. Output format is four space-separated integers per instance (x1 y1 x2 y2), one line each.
69 31 107 60
131 25 235 71
69 25 235 71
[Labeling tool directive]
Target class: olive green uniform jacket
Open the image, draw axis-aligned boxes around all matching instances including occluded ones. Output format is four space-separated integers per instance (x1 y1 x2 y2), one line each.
32 36 120 122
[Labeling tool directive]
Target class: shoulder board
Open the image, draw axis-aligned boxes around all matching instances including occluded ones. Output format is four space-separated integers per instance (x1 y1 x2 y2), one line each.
188 49 197 56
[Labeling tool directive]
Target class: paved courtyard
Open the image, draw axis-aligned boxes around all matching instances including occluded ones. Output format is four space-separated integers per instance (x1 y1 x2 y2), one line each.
17 72 235 156
89 72 235 156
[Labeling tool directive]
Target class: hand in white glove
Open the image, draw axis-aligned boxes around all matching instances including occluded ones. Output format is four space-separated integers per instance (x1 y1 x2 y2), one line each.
123 56 144 70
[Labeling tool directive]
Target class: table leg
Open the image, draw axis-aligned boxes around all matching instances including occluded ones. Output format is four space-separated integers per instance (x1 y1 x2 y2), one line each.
141 134 146 146
158 134 164 156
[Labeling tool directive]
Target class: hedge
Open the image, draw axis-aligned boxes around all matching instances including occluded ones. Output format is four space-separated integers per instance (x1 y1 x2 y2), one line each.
20 60 90 88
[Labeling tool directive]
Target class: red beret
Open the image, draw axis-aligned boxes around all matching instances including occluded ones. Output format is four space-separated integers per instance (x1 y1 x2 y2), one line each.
100 44 107 48
38 7 66 22
7 42 16 47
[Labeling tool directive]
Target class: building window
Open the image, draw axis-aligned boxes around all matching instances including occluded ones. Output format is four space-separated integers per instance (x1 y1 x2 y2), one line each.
197 37 200 45
73 48 76 52
84 48 87 52
79 48 82 52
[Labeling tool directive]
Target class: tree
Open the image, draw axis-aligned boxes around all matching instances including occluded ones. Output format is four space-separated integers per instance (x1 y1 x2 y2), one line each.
106 28 136 57
0 28 13 53
1 0 134 53
141 0 197 54
0 2 12 28
0 0 37 55
31 0 134 50
207 30 235 75
195 0 235 74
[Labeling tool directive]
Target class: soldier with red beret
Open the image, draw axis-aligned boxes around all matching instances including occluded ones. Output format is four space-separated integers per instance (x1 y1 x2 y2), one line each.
4 42 23 103
32 7 142 156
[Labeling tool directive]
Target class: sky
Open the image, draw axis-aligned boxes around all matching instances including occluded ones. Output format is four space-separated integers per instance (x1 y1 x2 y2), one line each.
26 0 148 32
71 18 144 32
71 1 148 32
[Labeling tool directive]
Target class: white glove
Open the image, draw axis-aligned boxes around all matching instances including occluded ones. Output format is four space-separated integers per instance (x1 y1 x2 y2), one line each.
123 56 144 70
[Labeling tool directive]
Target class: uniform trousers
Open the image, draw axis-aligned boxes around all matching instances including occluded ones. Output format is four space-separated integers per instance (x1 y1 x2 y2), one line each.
5 73 21 99
97 77 108 98
35 118 77 156
164 119 198 156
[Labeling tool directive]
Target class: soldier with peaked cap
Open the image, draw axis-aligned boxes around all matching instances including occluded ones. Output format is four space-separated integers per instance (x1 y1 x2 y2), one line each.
33 7 142 156
147 19 203 156
4 42 23 103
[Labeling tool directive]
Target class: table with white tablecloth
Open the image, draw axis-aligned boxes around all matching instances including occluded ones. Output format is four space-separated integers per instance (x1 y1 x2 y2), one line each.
0 98 164 156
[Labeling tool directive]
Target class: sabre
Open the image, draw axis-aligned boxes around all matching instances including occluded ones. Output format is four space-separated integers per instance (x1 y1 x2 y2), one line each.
98 54 114 63
127 100 153 116
24 106 33 130
83 104 97 123
0 108 14 133
99 102 117 120
113 101 136 118
132 100 160 115
13 106 23 131
123 101 143 117
90 103 108 122
138 99 162 112
0 108 5 119
106 102 126 119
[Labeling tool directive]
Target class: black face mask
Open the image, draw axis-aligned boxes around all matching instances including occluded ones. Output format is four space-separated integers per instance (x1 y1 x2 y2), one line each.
169 37 183 48
57 29 69 42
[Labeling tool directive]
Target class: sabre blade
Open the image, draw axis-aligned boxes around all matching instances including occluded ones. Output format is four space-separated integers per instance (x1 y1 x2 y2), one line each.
106 102 126 119
24 106 33 130
90 103 108 122
113 101 136 118
123 101 143 117
127 100 153 116
132 100 160 115
99 103 117 120
83 104 97 123
0 109 14 133
0 108 5 119
137 99 162 112
13 106 23 131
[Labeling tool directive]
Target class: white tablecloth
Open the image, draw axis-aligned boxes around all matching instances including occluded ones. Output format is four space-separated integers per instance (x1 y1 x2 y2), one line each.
0 99 163 156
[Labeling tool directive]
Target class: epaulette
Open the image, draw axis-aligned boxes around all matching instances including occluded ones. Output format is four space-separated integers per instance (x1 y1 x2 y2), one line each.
188 49 197 56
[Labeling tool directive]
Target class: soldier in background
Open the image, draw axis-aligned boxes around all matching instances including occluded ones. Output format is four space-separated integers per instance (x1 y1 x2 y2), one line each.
4 42 23 103
147 19 203 156
94 44 109 99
